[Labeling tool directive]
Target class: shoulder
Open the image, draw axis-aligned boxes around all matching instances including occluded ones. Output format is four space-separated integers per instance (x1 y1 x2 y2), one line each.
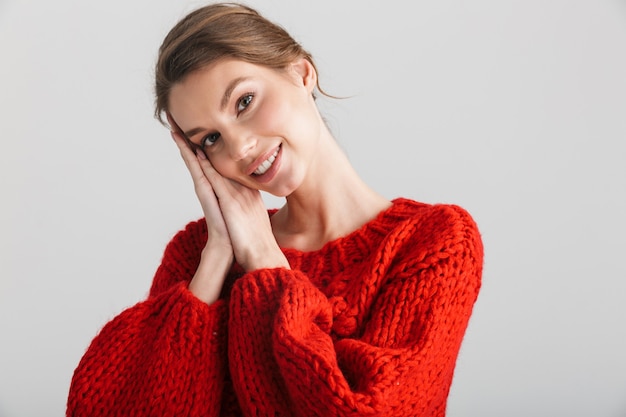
386 198 483 263
157 218 208 275
389 198 480 236
165 218 207 252
372 199 484 301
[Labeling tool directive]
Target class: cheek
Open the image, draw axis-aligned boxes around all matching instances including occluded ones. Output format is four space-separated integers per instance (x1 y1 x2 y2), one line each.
254 93 296 134
207 154 236 178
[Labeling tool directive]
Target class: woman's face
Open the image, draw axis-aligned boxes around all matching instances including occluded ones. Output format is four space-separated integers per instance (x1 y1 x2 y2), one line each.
168 58 321 197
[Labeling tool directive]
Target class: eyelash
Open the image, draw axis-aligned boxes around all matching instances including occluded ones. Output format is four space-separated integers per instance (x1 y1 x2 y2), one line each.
237 93 254 114
201 92 255 148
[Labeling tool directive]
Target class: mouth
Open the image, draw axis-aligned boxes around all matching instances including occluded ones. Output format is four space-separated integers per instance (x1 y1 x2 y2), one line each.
250 144 281 176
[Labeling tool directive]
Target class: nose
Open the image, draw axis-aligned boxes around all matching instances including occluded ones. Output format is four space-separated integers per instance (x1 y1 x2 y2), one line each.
228 131 257 161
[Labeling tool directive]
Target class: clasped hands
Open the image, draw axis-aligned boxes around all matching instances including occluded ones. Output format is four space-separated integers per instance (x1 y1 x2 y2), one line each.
168 115 290 303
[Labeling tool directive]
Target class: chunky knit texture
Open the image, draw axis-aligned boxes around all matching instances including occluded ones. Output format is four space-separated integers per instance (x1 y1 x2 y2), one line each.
67 198 483 416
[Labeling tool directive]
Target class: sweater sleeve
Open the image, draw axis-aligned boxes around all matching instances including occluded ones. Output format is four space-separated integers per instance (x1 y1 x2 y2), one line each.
67 219 230 417
227 205 483 416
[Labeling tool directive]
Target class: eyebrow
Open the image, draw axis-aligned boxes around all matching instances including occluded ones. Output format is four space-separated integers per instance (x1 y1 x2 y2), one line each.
221 76 250 111
183 76 251 139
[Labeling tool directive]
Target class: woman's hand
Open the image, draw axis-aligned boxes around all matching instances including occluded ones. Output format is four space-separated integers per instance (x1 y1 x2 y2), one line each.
169 115 288 279
192 149 290 272
171 132 232 249
170 116 234 304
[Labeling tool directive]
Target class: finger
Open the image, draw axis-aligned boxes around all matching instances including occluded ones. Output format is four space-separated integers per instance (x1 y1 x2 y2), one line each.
171 130 194 158
195 154 252 206
194 150 231 193
171 131 212 187
172 134 222 214
166 112 183 135
195 150 219 178
167 113 199 164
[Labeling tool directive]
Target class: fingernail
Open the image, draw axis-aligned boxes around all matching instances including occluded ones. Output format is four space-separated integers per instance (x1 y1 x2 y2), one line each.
196 149 207 160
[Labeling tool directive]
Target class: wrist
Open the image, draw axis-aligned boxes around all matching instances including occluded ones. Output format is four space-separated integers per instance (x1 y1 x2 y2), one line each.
189 241 234 305
202 238 234 260
240 244 290 272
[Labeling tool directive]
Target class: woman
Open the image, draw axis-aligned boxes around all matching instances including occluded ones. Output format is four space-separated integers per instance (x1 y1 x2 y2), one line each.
67 3 483 416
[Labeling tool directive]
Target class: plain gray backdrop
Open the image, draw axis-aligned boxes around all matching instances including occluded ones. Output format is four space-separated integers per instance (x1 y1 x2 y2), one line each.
1 1 625 416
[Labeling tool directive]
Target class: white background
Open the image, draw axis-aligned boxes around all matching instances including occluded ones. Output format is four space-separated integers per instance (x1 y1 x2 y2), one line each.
1 1 626 416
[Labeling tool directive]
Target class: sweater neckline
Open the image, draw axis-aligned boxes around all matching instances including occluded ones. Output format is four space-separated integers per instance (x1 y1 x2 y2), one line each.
273 197 419 257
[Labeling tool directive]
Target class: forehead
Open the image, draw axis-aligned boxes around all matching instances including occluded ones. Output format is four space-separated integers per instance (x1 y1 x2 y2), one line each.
168 61 244 122
196 59 266 81
167 59 290 131
171 60 281 107
176 59 283 95
171 60 244 100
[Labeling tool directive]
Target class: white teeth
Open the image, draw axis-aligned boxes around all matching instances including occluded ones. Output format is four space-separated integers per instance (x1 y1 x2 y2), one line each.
253 148 279 175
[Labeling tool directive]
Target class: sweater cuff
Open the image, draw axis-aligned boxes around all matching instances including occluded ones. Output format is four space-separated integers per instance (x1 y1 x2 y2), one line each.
154 281 228 331
233 268 333 335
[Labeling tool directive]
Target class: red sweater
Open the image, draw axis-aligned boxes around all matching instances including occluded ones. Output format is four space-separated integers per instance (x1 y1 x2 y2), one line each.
67 198 483 416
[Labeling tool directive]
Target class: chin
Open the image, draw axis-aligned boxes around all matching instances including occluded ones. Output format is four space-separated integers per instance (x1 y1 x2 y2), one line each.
264 187 293 198
262 182 298 198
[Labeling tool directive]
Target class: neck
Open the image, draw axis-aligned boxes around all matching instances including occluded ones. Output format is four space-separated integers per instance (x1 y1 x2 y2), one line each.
272 124 391 251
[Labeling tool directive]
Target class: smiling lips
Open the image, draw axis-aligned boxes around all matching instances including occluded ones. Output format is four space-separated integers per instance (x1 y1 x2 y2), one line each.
252 145 281 176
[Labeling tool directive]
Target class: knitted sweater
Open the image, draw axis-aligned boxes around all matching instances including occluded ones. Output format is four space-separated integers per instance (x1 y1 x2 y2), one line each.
67 198 483 417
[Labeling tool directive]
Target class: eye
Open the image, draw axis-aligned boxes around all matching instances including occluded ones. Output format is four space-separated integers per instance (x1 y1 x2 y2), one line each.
237 93 254 114
201 132 221 148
